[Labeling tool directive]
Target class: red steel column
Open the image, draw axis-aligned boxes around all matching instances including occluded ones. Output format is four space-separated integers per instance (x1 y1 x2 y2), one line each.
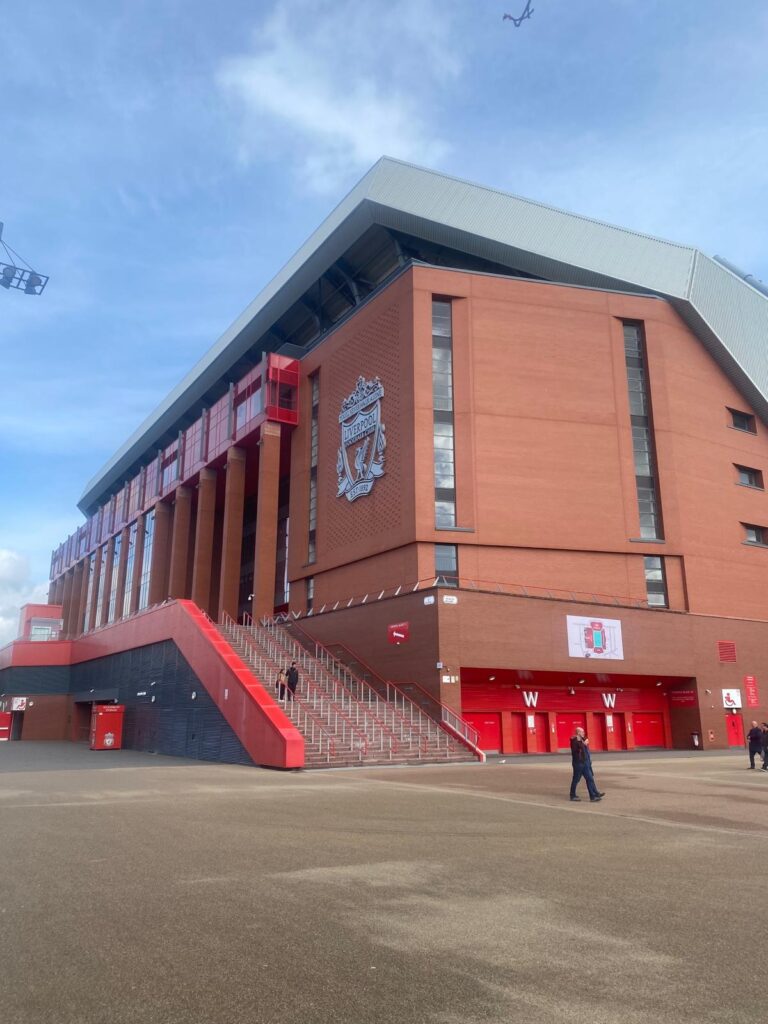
75 557 90 635
61 570 76 636
251 423 281 622
128 513 146 615
98 537 115 627
218 447 246 621
148 502 173 606
68 560 86 637
168 486 193 599
113 526 130 622
191 469 217 615
87 547 103 632
49 575 65 606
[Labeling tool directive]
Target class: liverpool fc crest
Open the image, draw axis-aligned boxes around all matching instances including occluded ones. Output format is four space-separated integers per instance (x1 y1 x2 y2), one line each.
336 376 386 502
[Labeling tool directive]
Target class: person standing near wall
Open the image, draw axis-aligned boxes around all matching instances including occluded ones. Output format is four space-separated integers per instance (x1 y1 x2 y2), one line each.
747 720 763 769
760 723 768 772
569 727 605 802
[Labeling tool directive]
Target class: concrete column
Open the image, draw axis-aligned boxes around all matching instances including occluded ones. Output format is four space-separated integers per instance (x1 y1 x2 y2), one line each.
87 547 103 632
128 513 145 615
148 502 173 606
251 423 282 622
168 486 193 599
113 526 131 621
61 570 75 636
218 447 246 621
191 469 217 614
98 537 115 627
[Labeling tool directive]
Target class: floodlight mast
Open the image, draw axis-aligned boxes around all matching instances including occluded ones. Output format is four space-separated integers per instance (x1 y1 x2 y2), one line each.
0 221 49 295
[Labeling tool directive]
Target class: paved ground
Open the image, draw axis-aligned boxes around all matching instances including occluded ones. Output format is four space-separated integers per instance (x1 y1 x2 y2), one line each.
1 743 766 1024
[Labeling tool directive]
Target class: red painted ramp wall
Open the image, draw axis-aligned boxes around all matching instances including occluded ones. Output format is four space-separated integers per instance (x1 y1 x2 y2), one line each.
3 601 304 769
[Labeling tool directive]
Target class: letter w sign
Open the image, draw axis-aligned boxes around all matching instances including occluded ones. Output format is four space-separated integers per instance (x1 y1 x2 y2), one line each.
601 693 617 708
522 691 538 707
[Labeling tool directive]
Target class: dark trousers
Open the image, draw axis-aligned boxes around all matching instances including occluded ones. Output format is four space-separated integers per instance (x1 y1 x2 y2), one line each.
286 680 297 702
749 746 762 768
570 762 599 799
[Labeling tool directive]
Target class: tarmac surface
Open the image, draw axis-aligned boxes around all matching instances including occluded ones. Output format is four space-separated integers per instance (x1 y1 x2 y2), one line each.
1 742 766 1024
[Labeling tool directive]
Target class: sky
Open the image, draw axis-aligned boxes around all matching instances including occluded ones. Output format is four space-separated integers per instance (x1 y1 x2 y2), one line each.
1 0 767 643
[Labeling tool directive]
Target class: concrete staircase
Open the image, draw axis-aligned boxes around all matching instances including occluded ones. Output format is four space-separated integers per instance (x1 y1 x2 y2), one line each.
217 615 476 768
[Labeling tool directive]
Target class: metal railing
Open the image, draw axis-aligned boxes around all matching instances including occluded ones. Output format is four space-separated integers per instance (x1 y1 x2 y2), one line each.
275 620 464 756
263 575 657 625
318 636 477 755
218 614 338 763
242 613 403 756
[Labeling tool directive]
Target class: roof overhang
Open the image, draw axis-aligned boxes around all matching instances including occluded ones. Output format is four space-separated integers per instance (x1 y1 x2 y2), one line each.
79 157 768 514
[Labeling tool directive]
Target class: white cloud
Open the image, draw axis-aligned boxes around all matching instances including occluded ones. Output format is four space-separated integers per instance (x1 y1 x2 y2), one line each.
0 550 49 647
217 0 461 193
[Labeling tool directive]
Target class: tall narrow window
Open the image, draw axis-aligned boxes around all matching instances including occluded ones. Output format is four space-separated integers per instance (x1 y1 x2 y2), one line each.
623 322 664 540
306 575 314 613
433 300 456 528
435 544 459 587
106 535 122 623
122 522 138 617
137 510 155 610
308 373 319 563
643 556 668 607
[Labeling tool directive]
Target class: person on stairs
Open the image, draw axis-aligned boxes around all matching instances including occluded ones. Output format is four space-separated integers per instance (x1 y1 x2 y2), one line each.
286 662 300 703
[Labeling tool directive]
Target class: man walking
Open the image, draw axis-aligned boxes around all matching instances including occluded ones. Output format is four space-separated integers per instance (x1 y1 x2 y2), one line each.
286 661 300 703
760 722 768 772
747 720 763 768
570 727 605 802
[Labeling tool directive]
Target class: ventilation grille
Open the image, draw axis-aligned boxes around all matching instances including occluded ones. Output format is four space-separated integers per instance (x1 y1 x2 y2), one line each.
717 641 737 663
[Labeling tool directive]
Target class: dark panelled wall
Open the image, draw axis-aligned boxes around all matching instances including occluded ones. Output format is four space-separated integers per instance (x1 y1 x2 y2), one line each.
0 665 71 694
1 643 253 766
71 642 253 765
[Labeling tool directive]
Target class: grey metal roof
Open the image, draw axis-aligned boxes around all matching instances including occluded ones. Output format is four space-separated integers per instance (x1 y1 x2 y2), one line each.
79 156 768 513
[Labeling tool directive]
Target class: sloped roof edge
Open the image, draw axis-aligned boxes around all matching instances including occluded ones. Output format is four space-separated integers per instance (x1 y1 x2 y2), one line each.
78 157 768 513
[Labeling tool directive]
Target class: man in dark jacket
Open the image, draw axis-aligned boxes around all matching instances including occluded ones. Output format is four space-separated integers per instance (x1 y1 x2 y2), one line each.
760 723 768 772
286 662 300 702
570 727 605 802
747 721 763 769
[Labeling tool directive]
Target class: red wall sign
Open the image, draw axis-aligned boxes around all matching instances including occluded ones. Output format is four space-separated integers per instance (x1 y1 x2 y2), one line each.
744 676 760 708
387 622 410 645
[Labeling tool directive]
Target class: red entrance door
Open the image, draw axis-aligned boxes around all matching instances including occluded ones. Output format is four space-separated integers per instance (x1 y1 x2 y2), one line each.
556 713 586 750
534 712 549 753
612 713 627 750
633 713 665 747
502 712 525 754
464 712 502 751
725 714 745 747
591 714 608 751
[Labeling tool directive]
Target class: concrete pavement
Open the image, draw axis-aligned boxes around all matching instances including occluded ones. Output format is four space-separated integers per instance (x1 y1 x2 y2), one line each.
1 743 765 1023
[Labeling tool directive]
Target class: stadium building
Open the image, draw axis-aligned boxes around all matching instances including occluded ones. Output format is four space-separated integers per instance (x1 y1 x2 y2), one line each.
3 158 768 766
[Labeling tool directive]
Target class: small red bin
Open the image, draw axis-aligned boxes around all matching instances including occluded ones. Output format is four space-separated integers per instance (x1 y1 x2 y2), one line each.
89 705 125 751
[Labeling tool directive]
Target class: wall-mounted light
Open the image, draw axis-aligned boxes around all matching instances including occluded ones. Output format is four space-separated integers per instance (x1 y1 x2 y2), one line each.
191 691 197 700
514 684 521 690
705 689 712 695
578 679 585 685
655 681 663 687
489 675 496 681
568 687 575 695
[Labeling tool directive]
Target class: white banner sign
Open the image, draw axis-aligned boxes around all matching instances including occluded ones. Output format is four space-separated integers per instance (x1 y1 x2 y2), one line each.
566 616 624 660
